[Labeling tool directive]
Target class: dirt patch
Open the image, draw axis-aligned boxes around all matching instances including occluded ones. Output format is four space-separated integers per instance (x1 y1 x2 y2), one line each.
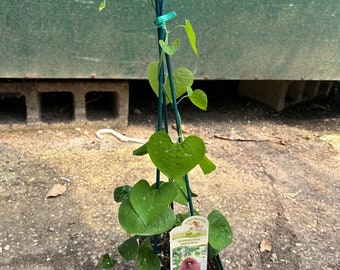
0 96 339 270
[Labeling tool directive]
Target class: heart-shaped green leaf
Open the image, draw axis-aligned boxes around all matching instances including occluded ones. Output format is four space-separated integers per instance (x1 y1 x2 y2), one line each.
208 210 233 250
148 63 194 105
164 67 194 104
130 180 177 225
118 236 138 260
137 239 161 270
118 199 176 235
147 132 205 179
159 39 180 56
189 89 208 111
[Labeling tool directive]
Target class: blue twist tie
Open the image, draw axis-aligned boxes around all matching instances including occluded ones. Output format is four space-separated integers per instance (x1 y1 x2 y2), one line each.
154 11 177 29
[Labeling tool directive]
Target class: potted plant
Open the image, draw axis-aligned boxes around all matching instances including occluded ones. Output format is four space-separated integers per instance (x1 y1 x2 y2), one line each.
99 1 232 269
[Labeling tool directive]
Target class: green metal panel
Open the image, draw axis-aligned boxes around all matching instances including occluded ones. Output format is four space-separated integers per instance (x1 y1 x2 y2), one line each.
0 0 339 80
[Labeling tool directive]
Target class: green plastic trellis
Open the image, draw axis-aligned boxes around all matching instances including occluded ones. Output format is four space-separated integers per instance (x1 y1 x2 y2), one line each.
153 0 195 217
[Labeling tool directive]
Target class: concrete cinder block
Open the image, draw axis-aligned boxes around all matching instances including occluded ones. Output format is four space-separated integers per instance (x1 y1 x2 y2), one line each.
0 80 129 126
286 81 306 104
238 80 333 111
318 81 332 96
239 80 290 111
303 81 321 98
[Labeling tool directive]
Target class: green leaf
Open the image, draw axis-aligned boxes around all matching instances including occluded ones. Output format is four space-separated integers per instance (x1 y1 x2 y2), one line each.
148 64 194 104
147 62 159 96
130 180 177 226
175 212 191 226
147 132 205 179
114 185 131 202
208 210 233 250
133 143 148 156
208 244 220 260
199 154 216 174
118 236 139 260
99 254 117 269
186 86 193 96
185 20 199 57
173 179 189 206
137 240 161 270
175 210 200 227
173 177 198 206
118 199 176 235
189 89 208 111
164 67 194 104
98 0 106 12
159 39 180 56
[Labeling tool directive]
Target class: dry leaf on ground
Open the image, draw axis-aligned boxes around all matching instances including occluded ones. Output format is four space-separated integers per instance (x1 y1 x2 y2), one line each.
45 184 67 198
260 239 273 252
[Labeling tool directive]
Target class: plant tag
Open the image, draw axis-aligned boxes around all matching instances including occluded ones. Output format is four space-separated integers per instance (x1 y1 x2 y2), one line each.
170 216 209 270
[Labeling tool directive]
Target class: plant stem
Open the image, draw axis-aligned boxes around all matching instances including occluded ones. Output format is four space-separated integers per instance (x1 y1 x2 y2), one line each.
165 53 183 141
154 0 166 256
155 0 167 191
185 174 195 216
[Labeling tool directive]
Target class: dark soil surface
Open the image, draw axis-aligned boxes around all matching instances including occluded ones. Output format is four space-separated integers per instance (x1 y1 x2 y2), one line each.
0 92 339 270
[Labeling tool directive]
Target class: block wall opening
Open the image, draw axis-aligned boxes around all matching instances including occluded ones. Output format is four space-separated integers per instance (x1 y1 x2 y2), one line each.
85 91 118 121
0 93 27 124
39 91 75 123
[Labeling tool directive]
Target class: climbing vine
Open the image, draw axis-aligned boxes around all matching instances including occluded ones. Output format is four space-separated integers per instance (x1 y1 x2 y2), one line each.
98 1 232 269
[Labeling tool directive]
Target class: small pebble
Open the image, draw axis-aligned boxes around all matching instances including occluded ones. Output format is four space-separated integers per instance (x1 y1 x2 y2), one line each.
270 253 278 263
4 245 10 251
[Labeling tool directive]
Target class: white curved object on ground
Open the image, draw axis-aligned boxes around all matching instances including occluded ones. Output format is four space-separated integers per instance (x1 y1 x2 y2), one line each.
95 129 148 144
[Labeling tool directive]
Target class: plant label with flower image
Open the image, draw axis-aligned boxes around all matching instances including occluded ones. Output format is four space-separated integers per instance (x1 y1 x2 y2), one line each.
170 216 209 270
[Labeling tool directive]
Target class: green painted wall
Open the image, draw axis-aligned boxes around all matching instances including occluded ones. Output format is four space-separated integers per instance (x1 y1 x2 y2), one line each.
1 0 339 79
